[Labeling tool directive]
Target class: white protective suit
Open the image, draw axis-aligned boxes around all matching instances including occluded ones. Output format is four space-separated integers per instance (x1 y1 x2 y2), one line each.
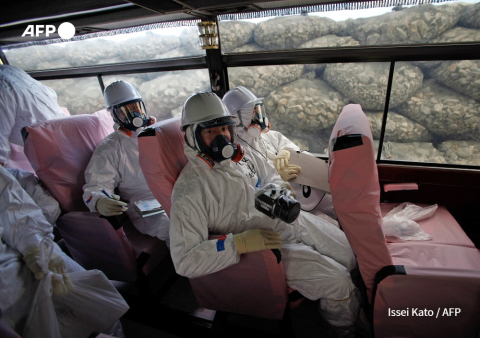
170 142 359 327
235 104 337 220
83 130 170 242
0 166 84 335
0 65 65 165
247 129 301 163
7 168 61 225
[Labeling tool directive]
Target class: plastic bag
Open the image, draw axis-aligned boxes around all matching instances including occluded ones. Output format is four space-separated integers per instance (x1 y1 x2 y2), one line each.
23 269 60 338
382 202 436 241
23 240 129 338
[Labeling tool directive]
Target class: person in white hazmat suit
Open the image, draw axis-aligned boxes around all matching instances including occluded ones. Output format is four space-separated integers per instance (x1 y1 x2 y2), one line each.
223 86 302 182
8 168 61 225
83 80 170 243
0 165 80 334
170 91 359 333
223 86 337 220
0 65 66 167
0 166 126 337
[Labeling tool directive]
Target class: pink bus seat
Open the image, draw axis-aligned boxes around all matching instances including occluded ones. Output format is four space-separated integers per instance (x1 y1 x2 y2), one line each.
6 107 70 174
138 117 289 320
328 104 393 300
381 203 476 248
137 117 187 215
374 254 480 338
189 234 287 320
24 109 115 212
56 212 138 282
23 109 169 285
7 142 36 173
329 104 480 337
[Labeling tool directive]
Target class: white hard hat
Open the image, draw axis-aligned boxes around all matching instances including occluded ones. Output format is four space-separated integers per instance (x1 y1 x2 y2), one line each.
104 80 142 110
181 91 234 129
223 86 263 115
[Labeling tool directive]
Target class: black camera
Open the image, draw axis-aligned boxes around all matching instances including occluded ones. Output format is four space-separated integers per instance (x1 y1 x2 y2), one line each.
254 184 301 223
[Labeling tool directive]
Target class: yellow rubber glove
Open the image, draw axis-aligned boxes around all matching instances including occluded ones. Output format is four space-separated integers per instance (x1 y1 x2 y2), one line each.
280 182 297 199
233 229 283 255
274 149 290 171
96 194 128 216
278 164 301 181
23 247 74 295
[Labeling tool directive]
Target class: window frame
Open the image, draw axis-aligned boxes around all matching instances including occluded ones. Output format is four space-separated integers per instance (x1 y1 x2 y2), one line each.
2 22 479 170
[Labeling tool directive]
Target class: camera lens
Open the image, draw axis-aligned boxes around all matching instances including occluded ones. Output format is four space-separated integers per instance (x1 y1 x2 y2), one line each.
274 195 301 223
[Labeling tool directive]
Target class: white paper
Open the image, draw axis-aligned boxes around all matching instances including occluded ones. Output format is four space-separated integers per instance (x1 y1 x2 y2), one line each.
288 150 330 192
133 198 165 217
134 198 162 212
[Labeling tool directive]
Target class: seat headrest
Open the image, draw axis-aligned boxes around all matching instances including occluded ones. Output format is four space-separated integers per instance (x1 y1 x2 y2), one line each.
328 104 393 301
330 103 374 144
24 110 114 212
138 117 187 216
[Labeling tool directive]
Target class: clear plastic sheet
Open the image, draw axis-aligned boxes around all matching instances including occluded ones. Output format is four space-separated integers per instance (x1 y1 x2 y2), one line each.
382 202 436 241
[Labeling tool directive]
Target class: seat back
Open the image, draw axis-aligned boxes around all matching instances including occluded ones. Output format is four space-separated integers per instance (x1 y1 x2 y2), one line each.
6 107 70 174
328 104 393 300
138 117 288 320
329 105 480 337
137 117 187 216
24 110 114 212
22 110 147 282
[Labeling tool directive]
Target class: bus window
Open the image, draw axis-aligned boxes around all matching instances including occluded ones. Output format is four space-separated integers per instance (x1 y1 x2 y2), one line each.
3 22 204 72
103 69 211 122
382 60 480 166
228 62 389 157
219 1 480 54
40 77 104 116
